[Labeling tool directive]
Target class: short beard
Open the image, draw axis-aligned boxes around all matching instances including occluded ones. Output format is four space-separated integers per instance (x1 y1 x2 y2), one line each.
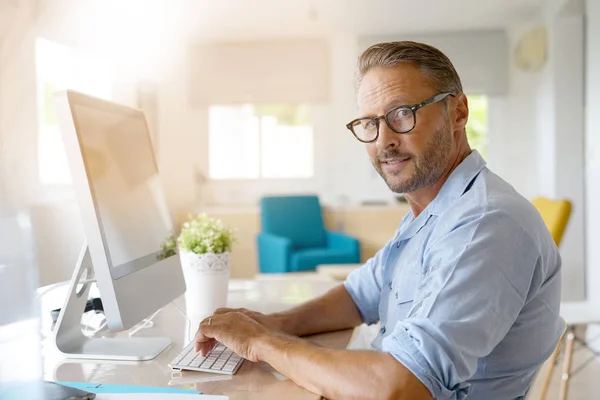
373 121 452 194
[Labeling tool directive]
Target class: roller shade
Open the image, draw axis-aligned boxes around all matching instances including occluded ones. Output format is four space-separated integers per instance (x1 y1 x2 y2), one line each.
359 30 508 95
189 39 331 105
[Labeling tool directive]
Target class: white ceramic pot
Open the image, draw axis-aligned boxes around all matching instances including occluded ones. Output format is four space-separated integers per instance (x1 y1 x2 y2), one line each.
179 250 231 324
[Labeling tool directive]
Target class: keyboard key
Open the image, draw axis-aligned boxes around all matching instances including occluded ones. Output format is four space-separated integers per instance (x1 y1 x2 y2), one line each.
211 349 225 358
171 353 187 365
190 354 206 367
190 359 203 368
180 352 197 366
222 364 236 372
201 359 217 368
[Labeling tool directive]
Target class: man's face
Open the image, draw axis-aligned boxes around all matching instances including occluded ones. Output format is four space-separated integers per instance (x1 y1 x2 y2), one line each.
357 64 455 194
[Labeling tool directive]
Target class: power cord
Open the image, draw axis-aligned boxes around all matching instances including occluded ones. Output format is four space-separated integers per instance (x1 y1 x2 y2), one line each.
128 309 162 337
171 301 194 342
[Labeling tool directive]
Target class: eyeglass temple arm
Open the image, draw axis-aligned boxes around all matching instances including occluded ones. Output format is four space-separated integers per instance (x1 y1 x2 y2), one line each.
416 92 456 109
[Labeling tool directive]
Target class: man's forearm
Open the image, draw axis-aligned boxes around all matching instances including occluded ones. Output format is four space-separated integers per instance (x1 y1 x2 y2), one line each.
269 284 363 337
255 332 432 400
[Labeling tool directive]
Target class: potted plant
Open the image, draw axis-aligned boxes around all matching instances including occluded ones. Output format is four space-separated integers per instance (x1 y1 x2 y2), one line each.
161 213 236 321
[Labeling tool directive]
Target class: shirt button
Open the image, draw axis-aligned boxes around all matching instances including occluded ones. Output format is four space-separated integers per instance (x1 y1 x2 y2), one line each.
380 326 386 334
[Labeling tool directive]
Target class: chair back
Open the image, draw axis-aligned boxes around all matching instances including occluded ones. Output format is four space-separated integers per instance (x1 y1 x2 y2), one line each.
532 197 572 246
260 195 327 249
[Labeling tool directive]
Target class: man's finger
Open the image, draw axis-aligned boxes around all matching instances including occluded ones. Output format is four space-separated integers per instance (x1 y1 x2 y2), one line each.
200 338 217 356
194 317 216 352
214 308 235 315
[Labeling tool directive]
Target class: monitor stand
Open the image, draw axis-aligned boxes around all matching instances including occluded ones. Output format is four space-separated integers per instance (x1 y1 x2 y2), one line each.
52 244 171 361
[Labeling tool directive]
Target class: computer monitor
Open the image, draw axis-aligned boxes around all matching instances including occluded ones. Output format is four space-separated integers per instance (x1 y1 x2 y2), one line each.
52 90 186 361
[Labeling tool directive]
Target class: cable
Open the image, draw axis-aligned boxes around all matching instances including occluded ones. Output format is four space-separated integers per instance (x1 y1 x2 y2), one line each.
81 311 107 336
128 309 162 337
35 278 97 301
171 301 194 342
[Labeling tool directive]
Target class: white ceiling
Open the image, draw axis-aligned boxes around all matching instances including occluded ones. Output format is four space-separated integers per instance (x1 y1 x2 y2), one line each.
170 0 547 39
0 0 548 57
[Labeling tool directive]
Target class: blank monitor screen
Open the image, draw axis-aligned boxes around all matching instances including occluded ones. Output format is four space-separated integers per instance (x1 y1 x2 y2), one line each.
71 102 171 277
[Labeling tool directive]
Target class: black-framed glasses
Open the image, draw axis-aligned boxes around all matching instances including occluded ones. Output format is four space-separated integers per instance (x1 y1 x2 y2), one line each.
346 92 456 143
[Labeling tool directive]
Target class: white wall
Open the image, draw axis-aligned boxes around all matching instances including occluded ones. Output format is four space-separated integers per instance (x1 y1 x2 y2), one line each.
476 26 541 202
585 0 600 305
584 0 600 354
541 11 586 301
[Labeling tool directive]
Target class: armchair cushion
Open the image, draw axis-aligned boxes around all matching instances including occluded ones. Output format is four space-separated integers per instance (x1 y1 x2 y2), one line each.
326 231 360 254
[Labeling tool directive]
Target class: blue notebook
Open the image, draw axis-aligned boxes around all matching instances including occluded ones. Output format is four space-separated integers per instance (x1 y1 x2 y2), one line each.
55 381 201 395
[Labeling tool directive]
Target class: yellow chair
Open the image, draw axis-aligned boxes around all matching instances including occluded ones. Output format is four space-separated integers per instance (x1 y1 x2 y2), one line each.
531 197 572 246
531 197 572 400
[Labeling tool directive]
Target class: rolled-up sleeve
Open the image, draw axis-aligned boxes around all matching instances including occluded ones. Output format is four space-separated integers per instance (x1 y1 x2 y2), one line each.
382 209 539 400
343 241 391 325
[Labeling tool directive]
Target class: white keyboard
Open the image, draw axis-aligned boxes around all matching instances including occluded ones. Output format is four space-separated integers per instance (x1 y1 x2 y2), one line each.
169 342 244 375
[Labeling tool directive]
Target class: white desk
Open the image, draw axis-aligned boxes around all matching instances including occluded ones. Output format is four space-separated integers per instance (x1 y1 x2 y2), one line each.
40 279 375 399
316 264 362 281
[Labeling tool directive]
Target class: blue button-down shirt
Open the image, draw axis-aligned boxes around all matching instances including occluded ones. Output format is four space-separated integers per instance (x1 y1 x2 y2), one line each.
344 151 564 400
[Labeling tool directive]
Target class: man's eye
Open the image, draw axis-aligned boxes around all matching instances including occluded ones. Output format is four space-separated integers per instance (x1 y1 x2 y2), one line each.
392 108 412 119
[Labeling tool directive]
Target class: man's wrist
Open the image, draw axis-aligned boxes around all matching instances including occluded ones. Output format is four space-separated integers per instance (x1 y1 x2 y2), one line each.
270 312 296 335
255 330 290 364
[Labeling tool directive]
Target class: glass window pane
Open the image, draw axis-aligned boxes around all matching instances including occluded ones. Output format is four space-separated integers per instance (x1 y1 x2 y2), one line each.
466 95 488 158
208 105 260 179
261 115 313 178
209 104 314 180
35 38 112 186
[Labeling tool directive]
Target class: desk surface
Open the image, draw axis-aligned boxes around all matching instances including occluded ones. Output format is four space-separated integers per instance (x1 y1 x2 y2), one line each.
41 279 376 399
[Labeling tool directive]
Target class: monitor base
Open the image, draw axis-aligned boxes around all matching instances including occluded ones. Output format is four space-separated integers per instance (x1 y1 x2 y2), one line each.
52 244 171 361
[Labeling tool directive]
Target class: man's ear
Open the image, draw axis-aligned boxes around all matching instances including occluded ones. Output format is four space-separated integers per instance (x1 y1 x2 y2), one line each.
453 93 469 133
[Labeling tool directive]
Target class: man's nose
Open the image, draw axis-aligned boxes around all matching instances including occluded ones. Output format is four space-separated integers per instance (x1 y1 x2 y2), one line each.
375 120 401 151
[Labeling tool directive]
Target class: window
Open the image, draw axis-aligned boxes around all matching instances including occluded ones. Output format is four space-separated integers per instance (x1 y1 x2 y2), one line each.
35 38 112 186
209 104 314 179
466 95 488 158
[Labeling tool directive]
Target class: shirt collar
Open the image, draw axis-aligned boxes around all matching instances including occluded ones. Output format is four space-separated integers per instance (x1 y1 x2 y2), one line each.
427 149 487 216
394 150 487 242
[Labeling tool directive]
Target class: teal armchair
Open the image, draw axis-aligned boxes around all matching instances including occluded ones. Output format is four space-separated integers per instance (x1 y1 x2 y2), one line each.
257 195 360 273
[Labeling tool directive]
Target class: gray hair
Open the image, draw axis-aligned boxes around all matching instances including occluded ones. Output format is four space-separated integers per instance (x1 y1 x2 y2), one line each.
357 41 463 94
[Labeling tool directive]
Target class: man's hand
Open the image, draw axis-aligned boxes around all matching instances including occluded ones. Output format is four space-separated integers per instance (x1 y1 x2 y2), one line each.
194 311 270 362
212 307 284 332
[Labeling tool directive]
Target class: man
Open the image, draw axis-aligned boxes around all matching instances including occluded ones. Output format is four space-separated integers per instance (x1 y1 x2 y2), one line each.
195 41 564 400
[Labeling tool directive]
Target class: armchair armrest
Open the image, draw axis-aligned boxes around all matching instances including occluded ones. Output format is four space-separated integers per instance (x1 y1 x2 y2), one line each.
256 233 293 274
326 231 360 255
